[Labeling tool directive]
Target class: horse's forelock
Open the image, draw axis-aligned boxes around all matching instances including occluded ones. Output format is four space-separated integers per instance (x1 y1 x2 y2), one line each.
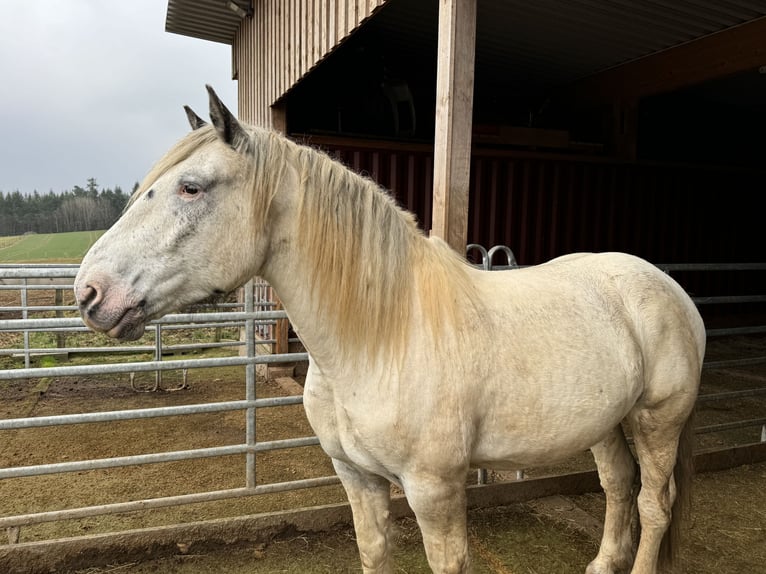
131 127 221 205
129 126 282 230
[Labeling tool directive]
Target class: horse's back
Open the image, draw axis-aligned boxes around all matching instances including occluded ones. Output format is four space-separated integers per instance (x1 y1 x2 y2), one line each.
553 252 705 361
477 251 705 391
537 252 703 364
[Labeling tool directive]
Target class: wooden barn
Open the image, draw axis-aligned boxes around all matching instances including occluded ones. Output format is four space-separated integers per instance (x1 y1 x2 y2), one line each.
165 0 766 273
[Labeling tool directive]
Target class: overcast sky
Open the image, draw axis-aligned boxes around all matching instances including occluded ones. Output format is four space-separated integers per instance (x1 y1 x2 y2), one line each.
0 1 238 195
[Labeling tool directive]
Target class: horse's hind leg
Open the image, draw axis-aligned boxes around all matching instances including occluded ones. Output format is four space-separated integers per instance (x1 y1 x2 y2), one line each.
587 425 638 574
333 459 393 573
629 401 694 574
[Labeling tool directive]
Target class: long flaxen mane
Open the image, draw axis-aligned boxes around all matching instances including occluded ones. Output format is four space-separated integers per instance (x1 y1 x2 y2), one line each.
290 140 476 365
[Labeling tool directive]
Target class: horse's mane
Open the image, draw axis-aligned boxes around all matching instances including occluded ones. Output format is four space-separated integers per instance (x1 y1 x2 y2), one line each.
290 141 475 365
131 124 475 365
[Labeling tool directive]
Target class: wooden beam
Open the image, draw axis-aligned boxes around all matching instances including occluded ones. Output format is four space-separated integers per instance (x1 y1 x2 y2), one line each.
270 101 287 133
431 0 476 253
568 16 766 103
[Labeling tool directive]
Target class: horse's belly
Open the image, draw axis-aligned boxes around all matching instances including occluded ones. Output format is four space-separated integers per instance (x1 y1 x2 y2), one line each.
470 390 636 469
471 430 606 470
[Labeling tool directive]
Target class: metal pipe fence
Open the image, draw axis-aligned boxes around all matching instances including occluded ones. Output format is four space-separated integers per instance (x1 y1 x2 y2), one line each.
1 255 765 543
0 267 322 541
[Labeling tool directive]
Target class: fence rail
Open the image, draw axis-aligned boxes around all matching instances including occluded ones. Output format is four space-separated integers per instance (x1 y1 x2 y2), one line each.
1 255 765 543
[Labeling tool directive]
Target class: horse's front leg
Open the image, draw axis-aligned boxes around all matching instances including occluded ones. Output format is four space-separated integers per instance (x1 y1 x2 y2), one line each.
333 458 393 573
404 474 470 574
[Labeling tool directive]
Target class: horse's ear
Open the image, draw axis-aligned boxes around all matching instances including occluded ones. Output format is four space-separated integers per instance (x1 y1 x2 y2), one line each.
184 105 207 130
206 84 247 150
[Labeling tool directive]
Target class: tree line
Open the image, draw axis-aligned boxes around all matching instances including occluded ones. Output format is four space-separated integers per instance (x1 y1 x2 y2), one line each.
0 179 133 237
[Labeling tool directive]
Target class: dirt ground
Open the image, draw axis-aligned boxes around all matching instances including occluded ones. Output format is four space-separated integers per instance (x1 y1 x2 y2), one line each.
1 289 766 573
65 461 766 574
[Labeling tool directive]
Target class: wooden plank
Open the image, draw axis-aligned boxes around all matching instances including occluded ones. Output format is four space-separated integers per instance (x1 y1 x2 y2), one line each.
567 16 766 102
694 441 766 473
339 0 345 40
280 0 286 97
347 1 356 35
327 0 335 55
301 0 308 78
431 0 476 252
274 0 279 99
324 0 330 57
292 0 298 84
260 4 265 125
266 0 272 120
314 0 321 65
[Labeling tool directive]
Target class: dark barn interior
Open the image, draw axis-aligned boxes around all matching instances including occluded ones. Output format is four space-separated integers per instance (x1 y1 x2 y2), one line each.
282 0 765 270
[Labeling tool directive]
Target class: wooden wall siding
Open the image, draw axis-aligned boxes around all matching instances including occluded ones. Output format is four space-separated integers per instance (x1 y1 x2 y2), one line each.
235 0 387 126
313 143 435 233
469 155 760 268
304 137 762 272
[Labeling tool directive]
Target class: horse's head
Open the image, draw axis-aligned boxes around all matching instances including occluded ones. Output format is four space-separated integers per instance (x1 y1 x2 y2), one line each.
75 86 275 340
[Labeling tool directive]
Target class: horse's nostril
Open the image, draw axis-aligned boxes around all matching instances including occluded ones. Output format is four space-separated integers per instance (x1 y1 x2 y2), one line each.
77 283 101 309
137 299 147 309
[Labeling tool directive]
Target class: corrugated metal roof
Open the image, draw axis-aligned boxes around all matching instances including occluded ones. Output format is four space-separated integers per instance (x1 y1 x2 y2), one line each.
166 0 766 95
165 0 244 44
474 0 766 90
367 0 766 96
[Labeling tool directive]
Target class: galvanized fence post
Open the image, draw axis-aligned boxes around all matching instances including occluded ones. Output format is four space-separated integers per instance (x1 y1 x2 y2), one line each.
245 280 257 488
21 277 30 369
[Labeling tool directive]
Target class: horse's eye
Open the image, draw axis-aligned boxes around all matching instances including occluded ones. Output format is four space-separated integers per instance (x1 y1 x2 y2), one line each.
179 183 203 199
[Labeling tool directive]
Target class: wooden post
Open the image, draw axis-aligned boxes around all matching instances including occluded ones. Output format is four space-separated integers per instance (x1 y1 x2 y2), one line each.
431 0 476 253
270 101 287 133
54 289 66 349
274 294 290 356
269 102 290 358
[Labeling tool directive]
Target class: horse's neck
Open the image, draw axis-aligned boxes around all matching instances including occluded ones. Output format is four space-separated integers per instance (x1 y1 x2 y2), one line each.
260 251 322 361
257 162 418 374
255 189 357 372
254 144 475 373
260 226 471 377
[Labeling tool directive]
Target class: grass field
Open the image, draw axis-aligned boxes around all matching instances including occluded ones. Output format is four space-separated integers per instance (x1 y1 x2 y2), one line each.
0 230 104 263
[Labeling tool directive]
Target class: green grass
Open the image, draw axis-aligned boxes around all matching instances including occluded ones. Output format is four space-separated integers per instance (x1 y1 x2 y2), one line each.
0 230 104 263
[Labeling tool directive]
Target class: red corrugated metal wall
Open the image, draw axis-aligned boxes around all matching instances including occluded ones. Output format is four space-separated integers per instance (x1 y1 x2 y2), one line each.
303 137 762 269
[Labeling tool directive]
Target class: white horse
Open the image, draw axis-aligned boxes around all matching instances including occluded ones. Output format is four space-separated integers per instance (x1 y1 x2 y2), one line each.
75 86 705 574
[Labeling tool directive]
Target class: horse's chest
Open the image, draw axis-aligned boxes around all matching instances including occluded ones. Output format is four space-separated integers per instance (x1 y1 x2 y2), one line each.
302 372 343 456
303 370 403 476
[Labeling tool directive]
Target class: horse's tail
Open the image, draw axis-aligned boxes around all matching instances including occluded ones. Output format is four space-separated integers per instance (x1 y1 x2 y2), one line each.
658 408 695 570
